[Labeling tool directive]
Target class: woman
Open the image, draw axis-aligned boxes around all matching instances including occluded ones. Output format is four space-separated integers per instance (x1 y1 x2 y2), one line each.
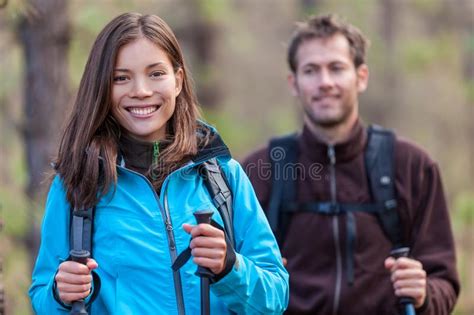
29 12 288 314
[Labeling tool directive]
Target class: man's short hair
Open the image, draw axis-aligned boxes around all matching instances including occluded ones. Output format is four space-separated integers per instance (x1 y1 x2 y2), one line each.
287 14 369 73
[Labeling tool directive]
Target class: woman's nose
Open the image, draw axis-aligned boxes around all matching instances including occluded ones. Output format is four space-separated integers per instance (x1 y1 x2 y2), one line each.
130 78 153 98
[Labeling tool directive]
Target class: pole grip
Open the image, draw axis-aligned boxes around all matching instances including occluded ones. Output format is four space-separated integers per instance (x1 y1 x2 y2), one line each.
193 210 214 278
69 250 90 315
390 247 416 315
193 210 214 315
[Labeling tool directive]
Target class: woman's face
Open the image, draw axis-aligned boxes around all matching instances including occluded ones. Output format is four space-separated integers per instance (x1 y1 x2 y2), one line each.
111 37 183 142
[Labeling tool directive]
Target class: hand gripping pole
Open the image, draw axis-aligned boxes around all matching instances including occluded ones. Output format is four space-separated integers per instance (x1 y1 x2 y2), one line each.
193 210 214 315
69 250 90 315
390 247 416 315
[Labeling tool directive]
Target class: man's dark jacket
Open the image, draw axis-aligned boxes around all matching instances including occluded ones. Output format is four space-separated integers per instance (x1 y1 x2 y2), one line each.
242 120 459 315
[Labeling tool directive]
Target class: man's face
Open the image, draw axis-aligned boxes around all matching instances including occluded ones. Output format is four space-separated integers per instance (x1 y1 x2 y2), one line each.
289 34 368 128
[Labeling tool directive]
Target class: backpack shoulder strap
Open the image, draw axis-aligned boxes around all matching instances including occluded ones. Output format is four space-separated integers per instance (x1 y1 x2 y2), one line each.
267 133 299 242
199 158 235 247
365 125 403 248
70 207 94 254
172 159 235 275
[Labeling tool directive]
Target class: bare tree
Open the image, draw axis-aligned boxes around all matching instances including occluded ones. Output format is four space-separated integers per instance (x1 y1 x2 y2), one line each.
0 212 3 315
1 3 9 315
17 0 70 265
172 0 221 108
375 0 400 125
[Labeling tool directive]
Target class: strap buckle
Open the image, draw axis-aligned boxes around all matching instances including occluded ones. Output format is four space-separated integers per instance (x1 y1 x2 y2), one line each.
213 191 230 209
72 208 93 219
319 202 340 215
384 199 397 210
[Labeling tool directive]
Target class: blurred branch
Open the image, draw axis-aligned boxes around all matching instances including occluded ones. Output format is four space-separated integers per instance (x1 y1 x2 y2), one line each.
0 0 7 9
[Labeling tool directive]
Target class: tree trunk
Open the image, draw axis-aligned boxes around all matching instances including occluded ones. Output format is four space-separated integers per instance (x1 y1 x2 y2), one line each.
173 0 221 108
376 0 400 125
17 0 70 266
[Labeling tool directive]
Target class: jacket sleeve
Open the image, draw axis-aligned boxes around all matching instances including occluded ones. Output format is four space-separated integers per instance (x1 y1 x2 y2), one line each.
408 162 460 315
29 176 71 314
210 159 289 314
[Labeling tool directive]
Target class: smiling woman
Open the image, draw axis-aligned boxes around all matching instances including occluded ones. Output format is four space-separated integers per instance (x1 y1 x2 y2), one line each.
111 37 183 142
28 12 289 315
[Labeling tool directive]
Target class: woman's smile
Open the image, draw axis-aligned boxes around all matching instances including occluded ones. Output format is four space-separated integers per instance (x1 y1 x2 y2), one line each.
125 104 161 117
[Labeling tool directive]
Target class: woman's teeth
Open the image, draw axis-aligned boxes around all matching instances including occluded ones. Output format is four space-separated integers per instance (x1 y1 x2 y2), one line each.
127 106 159 116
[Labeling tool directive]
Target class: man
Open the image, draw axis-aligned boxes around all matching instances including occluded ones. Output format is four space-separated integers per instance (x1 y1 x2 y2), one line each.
242 15 459 315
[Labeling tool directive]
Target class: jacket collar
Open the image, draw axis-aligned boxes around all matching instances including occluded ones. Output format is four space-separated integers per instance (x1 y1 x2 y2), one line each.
192 124 232 164
118 122 231 172
299 119 367 164
118 133 170 174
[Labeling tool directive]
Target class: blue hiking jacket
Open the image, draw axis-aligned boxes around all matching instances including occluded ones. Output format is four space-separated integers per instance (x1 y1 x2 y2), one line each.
29 129 289 314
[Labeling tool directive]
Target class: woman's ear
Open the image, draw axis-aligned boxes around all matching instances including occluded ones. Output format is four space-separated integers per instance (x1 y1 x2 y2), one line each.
175 68 184 96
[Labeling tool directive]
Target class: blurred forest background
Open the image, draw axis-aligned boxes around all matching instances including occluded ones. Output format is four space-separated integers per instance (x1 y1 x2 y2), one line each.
0 0 473 314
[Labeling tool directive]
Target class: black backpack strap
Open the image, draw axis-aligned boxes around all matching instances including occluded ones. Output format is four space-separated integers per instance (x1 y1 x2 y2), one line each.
198 158 235 247
365 125 403 249
282 201 382 214
70 208 94 254
267 133 299 245
174 158 235 272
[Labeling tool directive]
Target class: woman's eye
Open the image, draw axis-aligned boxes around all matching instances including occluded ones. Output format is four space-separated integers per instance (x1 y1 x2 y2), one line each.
113 75 128 82
151 71 165 78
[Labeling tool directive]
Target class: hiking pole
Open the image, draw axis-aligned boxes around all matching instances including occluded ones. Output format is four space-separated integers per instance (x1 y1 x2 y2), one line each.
193 210 214 315
390 247 416 315
69 249 90 315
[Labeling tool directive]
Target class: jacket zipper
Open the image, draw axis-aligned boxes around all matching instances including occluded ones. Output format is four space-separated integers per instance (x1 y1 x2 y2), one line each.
328 145 342 315
164 189 186 315
117 166 186 315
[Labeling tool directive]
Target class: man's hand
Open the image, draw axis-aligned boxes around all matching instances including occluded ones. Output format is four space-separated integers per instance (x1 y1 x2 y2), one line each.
183 223 227 274
384 256 427 308
55 258 98 303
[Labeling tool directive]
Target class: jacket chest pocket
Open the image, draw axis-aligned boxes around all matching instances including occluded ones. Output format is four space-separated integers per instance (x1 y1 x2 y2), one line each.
93 207 167 270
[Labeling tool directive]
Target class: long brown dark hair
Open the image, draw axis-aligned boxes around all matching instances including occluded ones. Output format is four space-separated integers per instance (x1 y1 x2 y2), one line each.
55 13 204 209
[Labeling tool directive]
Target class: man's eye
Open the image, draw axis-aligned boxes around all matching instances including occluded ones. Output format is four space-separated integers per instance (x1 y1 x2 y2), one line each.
303 68 315 75
113 75 128 82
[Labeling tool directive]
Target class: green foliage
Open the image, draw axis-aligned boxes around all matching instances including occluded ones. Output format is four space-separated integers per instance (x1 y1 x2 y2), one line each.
75 4 110 35
68 4 106 87
467 34 474 52
401 35 458 73
203 108 258 155
0 45 22 100
199 0 230 23
3 241 32 315
453 192 474 229
412 0 443 16
68 35 89 87
0 187 29 239
2 0 29 23
203 104 298 158
322 0 376 23
466 81 474 104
